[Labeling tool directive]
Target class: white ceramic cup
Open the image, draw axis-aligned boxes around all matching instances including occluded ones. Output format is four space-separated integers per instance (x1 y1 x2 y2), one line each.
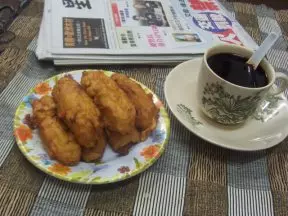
197 44 288 125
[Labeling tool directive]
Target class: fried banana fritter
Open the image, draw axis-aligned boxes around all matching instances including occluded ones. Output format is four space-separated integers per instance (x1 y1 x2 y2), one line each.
111 73 159 141
81 71 141 153
32 95 81 165
32 94 57 123
81 130 106 162
105 127 140 155
81 71 136 135
52 76 105 148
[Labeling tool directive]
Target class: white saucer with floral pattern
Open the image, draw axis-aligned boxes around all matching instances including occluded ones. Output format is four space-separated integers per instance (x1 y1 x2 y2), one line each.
164 58 288 151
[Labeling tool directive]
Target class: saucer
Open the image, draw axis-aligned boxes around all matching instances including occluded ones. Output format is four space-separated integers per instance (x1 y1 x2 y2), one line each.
164 58 288 151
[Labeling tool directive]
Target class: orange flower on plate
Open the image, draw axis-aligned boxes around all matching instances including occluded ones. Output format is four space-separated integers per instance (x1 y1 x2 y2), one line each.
14 125 32 143
34 82 51 95
140 145 160 160
48 163 71 176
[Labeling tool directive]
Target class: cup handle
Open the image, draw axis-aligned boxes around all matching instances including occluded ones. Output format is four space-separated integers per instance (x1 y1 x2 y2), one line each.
268 72 288 95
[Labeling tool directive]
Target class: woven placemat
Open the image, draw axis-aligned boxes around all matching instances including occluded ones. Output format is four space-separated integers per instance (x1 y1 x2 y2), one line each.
0 0 287 215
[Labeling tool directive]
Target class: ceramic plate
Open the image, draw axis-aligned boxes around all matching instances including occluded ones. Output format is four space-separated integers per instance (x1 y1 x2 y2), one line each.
14 70 170 184
165 58 288 151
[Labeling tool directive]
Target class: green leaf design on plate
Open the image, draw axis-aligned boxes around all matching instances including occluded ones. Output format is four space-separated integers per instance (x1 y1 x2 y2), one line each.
202 82 262 124
113 173 122 179
252 95 283 122
52 75 61 84
21 145 31 152
28 88 35 94
134 157 142 169
123 173 130 179
14 121 21 128
177 104 202 127
19 102 26 110
69 170 92 181
30 155 41 161
17 111 24 116
91 176 102 182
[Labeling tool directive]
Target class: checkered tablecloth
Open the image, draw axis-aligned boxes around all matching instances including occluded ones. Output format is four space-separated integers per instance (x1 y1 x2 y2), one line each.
0 0 287 215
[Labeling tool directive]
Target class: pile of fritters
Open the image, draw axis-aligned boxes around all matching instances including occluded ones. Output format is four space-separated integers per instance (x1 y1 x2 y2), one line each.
32 71 159 165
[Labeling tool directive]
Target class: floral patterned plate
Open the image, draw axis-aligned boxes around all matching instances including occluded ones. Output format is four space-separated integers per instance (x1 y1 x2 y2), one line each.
14 70 170 184
164 58 288 151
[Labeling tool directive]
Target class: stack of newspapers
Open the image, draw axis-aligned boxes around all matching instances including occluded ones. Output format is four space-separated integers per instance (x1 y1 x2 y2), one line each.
36 0 257 65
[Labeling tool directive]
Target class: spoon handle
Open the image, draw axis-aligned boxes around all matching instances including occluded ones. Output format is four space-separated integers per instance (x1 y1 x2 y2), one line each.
246 32 279 69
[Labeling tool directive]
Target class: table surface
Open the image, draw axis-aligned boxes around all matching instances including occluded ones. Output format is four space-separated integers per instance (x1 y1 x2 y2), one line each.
0 0 288 216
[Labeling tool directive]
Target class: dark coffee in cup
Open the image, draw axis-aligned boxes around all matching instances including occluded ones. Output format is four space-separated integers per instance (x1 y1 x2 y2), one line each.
198 44 288 125
207 53 268 88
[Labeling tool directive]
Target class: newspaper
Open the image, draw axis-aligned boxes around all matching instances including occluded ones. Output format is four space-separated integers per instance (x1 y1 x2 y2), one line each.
36 0 258 64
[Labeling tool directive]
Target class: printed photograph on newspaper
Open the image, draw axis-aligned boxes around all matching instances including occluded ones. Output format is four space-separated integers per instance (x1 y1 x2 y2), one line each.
117 1 169 27
110 0 204 50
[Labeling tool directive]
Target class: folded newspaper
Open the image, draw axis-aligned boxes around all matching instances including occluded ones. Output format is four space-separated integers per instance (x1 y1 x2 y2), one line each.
36 0 258 65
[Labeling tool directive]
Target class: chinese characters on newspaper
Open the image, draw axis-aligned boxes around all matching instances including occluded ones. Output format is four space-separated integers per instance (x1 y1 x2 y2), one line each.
62 0 92 9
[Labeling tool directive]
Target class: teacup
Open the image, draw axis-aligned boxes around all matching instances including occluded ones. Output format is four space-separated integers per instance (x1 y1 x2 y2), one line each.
197 44 288 125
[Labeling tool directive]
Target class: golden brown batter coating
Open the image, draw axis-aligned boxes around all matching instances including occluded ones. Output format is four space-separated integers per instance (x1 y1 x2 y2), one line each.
32 96 81 165
81 71 136 135
52 76 105 148
81 130 106 162
32 95 57 123
111 73 159 141
105 127 140 155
